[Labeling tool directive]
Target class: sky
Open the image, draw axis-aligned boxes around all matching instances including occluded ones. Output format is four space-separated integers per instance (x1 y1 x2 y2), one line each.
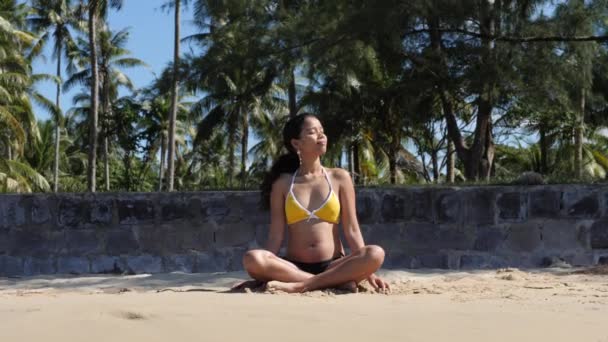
32 0 199 121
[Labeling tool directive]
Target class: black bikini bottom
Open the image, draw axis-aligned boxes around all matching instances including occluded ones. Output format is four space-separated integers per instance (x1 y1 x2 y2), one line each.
282 253 345 275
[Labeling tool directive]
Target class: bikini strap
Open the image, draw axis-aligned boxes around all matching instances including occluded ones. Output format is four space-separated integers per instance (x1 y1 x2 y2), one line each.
322 167 333 192
288 168 298 193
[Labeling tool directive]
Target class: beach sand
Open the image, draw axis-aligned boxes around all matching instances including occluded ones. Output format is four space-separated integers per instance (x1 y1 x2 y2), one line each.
1 267 607 342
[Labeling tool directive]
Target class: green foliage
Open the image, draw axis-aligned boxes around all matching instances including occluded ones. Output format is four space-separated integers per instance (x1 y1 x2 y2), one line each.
3 0 608 192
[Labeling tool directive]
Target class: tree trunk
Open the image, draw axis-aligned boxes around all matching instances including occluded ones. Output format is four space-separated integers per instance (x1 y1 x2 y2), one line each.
464 1 496 181
429 6 497 182
167 0 180 192
429 15 468 179
431 148 439 183
228 113 237 188
158 134 166 192
102 76 110 191
288 68 297 117
447 140 455 183
575 88 585 178
104 134 109 191
124 153 132 191
53 47 62 193
240 108 248 187
388 150 397 185
87 1 99 192
539 123 548 174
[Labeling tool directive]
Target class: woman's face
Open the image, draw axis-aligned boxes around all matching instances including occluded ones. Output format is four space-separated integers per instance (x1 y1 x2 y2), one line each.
292 116 327 156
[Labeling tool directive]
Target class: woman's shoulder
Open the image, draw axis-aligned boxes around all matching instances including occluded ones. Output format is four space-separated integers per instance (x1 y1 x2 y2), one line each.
325 167 352 182
272 173 292 191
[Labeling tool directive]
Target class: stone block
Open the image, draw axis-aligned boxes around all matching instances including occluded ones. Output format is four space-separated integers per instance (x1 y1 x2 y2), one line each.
11 230 63 257
89 199 113 225
66 230 101 256
254 224 269 247
560 253 594 267
361 224 405 252
136 226 199 254
562 191 599 218
0 255 23 277
474 226 507 252
125 254 162 273
0 196 26 229
118 198 156 224
383 253 414 269
541 221 586 251
380 191 412 223
464 190 496 225
161 195 199 222
226 247 248 271
158 225 215 253
195 251 228 273
590 219 608 249
214 224 255 248
497 192 525 221
200 194 236 224
401 223 474 252
437 225 476 251
57 197 89 229
356 192 378 224
411 190 434 222
20 195 52 224
435 190 462 224
401 222 438 253
529 190 561 218
90 256 124 274
135 226 164 253
163 254 196 273
23 257 55 275
105 229 139 255
460 255 508 269
57 257 89 274
241 194 268 224
0 230 14 254
503 222 542 252
411 255 448 269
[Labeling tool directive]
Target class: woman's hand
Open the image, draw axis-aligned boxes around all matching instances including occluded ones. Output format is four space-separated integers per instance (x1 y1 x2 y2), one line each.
367 273 390 293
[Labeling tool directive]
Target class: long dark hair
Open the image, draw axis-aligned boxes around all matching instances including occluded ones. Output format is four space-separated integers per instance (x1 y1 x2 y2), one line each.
260 113 319 210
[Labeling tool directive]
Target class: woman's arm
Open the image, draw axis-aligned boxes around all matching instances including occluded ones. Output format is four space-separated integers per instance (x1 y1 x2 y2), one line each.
336 169 366 252
264 176 288 255
336 168 390 291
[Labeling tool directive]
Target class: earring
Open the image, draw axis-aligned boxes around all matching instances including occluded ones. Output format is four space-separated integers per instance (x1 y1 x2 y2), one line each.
297 150 302 165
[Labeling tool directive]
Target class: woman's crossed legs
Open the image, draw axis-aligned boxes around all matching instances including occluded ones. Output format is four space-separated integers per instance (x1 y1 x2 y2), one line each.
241 245 385 293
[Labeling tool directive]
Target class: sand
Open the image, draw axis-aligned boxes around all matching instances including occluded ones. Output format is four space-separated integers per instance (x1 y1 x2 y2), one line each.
1 267 607 342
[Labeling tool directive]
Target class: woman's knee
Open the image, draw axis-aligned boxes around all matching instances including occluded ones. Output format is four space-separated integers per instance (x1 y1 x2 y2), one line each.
364 245 385 266
242 249 270 272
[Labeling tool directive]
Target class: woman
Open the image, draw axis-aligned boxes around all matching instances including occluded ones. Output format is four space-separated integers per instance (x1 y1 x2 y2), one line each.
242 113 390 293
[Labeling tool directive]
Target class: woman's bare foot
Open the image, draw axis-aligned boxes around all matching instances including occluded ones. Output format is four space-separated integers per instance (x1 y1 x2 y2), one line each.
266 280 303 293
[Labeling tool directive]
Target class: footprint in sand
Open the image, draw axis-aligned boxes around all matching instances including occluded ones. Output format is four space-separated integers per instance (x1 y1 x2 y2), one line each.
114 310 147 320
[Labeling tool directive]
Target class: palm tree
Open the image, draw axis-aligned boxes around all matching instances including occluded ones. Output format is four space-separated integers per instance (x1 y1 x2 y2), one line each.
29 0 80 192
64 25 145 190
162 0 191 191
0 0 57 193
79 0 123 192
138 89 190 191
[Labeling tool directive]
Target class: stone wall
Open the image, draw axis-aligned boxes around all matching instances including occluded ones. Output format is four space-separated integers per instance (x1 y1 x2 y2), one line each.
0 185 607 276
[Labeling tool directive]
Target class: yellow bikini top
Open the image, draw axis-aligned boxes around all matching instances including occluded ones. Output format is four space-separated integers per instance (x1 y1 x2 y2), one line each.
284 168 341 225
